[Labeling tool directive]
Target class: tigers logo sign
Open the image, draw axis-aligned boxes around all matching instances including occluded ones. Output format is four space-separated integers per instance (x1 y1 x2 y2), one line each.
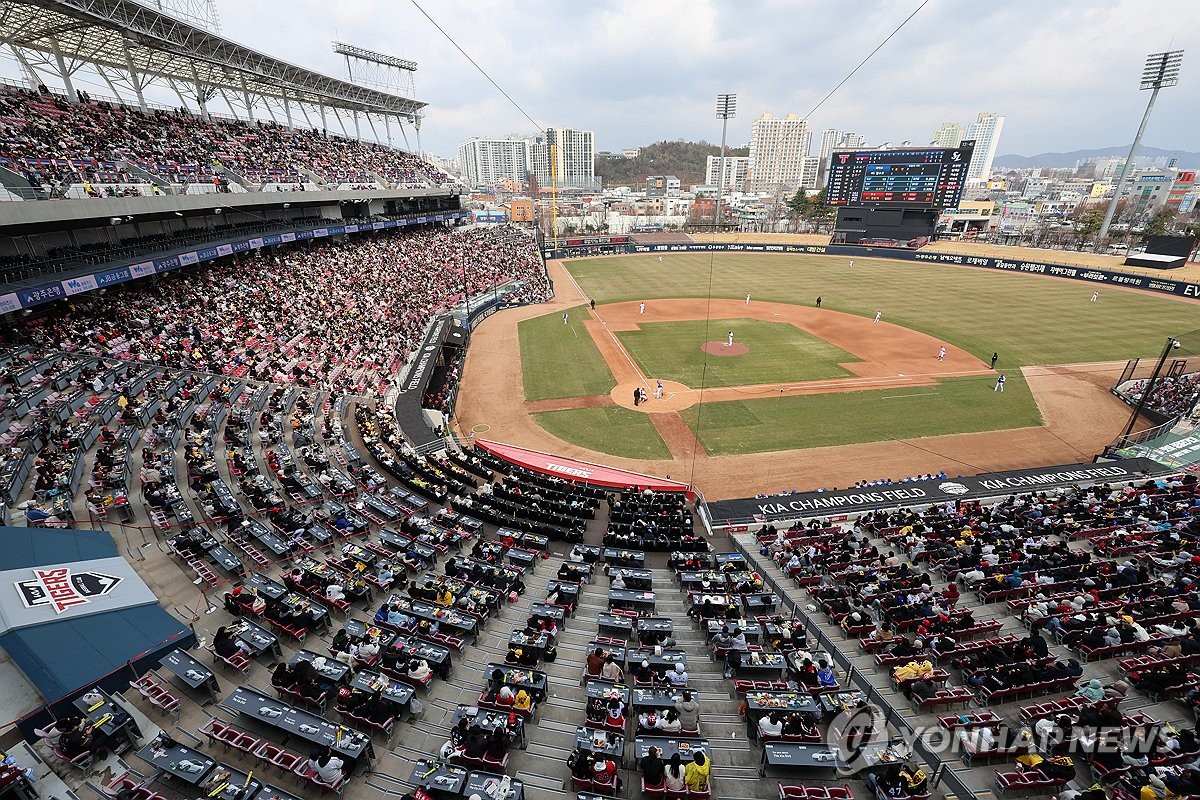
15 568 123 614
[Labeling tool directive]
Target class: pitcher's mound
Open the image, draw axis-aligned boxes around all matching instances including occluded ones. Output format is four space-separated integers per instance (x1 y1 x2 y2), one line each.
702 341 749 356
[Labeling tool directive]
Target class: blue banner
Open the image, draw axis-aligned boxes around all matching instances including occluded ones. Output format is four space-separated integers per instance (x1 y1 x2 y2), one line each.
9 209 473 312
18 282 65 307
95 267 132 287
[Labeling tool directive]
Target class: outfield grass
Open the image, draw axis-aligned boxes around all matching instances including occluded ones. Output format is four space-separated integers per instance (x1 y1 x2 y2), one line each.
518 305 616 400
679 373 1042 455
532 406 673 459
567 254 1198 367
616 319 859 387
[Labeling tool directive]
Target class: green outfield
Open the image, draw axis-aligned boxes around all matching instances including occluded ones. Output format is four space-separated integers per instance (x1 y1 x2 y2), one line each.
615 318 859 387
566 253 1196 366
509 252 1196 460
518 304 616 400
532 406 672 459
679 373 1041 455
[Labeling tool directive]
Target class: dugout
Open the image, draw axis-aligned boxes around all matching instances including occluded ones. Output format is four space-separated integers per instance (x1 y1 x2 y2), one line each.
422 322 468 419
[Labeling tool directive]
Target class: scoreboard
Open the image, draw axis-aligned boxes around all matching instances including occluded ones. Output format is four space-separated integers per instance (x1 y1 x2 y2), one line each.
826 141 975 209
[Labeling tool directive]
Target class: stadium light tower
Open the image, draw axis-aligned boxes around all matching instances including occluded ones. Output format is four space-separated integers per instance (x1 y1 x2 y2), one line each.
1098 50 1184 243
151 0 222 32
333 42 420 148
713 93 736 233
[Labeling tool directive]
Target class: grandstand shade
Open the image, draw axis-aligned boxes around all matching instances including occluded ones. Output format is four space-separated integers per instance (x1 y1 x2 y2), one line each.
1 0 425 121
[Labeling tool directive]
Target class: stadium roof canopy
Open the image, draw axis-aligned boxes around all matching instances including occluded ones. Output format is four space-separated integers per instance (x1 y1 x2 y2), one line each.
0 0 427 126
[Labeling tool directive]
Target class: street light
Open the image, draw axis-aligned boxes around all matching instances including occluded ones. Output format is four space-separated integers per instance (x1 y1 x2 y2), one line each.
1098 50 1184 244
713 93 736 234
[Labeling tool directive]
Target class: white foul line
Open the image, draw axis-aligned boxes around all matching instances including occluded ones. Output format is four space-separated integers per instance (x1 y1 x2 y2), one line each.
559 269 649 389
881 392 941 399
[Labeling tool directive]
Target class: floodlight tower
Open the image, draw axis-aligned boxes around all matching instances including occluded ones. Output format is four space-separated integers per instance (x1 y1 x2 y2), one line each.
713 93 736 233
1098 50 1184 243
151 0 222 32
332 42 420 149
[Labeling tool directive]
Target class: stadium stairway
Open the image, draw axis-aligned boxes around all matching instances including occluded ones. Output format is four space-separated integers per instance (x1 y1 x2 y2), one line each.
0 161 46 199
115 159 173 192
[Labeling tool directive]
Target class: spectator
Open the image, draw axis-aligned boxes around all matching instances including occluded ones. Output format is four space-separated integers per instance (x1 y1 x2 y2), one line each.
14 225 548 401
306 748 344 784
684 751 710 792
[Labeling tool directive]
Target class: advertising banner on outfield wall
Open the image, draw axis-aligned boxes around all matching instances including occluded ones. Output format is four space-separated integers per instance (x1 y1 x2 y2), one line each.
706 457 1170 526
549 242 1200 299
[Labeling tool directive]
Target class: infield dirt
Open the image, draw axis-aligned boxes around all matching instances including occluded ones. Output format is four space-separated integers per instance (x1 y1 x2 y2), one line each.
453 260 1146 500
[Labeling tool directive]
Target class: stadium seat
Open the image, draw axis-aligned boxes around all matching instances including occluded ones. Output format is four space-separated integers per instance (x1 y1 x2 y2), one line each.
642 777 666 799
294 763 347 795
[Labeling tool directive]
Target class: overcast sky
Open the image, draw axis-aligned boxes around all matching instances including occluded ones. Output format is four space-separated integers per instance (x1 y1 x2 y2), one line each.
21 0 1200 157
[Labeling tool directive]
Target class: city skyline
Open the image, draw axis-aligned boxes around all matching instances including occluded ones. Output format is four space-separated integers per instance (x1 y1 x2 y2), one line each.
1 0 1193 160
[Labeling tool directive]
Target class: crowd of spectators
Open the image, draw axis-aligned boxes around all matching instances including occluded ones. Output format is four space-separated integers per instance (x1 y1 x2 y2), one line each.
0 86 453 192
5 225 547 397
1124 372 1200 418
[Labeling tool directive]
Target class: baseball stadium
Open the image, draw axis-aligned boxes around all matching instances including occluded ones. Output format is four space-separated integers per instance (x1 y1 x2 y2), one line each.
0 5 1197 800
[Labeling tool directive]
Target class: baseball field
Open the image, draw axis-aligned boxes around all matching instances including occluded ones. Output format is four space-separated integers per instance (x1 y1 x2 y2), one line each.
453 251 1198 498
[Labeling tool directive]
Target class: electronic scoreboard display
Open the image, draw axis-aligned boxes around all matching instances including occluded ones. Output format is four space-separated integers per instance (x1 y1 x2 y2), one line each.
826 141 975 209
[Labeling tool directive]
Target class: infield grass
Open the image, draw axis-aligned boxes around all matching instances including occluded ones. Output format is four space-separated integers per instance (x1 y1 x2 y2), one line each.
532 406 672 460
616 319 859 388
518 305 616 401
567 253 1198 366
679 372 1042 455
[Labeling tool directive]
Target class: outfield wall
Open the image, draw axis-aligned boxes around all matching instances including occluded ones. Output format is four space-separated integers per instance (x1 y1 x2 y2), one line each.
546 241 1200 300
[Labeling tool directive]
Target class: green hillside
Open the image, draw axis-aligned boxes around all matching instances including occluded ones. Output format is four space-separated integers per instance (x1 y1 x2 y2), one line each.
596 140 749 189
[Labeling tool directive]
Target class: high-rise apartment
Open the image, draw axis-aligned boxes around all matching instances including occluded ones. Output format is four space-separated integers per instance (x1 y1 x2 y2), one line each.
705 155 749 191
529 128 597 190
817 130 866 185
931 122 965 148
457 137 531 188
818 129 844 164
748 113 812 194
964 113 1005 183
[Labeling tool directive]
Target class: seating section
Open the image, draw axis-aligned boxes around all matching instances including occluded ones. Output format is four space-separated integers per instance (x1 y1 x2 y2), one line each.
17 225 547 398
0 86 455 193
1121 370 1200 417
994 769 1069 797
129 672 180 719
778 785 855 800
